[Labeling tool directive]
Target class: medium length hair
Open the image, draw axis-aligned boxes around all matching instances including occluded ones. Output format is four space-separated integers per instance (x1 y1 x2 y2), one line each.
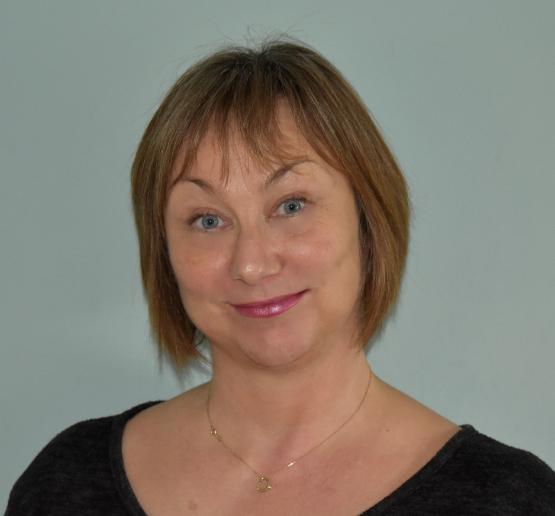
131 38 411 371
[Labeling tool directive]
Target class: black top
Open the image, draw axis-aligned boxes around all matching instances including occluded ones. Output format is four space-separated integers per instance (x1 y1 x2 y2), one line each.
5 400 555 515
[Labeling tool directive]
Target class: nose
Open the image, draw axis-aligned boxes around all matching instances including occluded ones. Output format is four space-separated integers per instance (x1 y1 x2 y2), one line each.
229 224 282 285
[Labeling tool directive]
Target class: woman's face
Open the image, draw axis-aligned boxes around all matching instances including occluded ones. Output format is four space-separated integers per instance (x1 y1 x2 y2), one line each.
164 105 362 369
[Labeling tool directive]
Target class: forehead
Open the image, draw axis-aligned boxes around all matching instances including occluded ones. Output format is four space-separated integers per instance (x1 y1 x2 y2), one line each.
170 102 324 188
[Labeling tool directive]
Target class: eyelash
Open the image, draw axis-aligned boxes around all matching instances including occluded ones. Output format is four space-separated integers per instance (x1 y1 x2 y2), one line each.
187 196 308 232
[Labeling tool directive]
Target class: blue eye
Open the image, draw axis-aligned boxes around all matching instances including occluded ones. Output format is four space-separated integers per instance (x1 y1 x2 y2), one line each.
280 197 306 216
190 213 221 231
188 196 307 232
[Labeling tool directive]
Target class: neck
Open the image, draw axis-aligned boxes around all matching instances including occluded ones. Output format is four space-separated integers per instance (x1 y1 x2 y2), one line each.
206 346 376 473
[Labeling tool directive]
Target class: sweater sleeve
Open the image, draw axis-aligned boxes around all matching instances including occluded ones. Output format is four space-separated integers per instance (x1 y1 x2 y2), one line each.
5 415 128 516
380 432 555 515
502 447 555 514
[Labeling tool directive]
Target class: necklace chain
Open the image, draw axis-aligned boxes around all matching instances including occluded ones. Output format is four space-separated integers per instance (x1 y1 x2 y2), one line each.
206 369 373 493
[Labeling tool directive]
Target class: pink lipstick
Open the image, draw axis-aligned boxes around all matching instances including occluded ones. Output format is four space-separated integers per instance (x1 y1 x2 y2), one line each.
231 290 309 318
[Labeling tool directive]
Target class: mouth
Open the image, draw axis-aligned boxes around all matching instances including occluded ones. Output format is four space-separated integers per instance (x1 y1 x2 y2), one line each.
230 289 309 318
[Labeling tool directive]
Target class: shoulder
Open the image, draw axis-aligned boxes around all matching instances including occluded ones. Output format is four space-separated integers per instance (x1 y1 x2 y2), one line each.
5 401 162 516
425 425 555 514
454 427 554 482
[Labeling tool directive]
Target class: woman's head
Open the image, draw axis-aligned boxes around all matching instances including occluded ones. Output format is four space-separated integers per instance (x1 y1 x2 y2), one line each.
131 38 411 371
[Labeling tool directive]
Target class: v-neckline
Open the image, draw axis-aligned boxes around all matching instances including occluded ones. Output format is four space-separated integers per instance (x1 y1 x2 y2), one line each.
109 400 476 515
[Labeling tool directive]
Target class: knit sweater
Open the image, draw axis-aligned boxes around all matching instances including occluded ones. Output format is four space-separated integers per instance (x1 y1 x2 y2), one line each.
6 400 555 515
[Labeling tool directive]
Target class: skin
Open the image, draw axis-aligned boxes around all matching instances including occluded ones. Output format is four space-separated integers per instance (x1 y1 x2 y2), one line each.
164 103 371 465
121 103 460 515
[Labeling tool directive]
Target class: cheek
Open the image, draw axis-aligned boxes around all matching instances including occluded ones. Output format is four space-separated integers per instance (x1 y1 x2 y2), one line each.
169 252 229 330
302 206 362 314
167 239 228 301
288 215 360 285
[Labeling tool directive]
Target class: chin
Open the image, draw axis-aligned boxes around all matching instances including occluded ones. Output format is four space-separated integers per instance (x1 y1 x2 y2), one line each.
238 337 316 371
245 351 315 371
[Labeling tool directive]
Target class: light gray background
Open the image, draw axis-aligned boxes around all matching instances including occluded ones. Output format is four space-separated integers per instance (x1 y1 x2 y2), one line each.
2 0 554 508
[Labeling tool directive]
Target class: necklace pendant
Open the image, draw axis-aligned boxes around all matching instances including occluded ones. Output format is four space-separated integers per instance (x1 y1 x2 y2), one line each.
256 475 272 493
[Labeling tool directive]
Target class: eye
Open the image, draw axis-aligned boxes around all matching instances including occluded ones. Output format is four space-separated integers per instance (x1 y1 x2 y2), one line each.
187 196 308 232
188 212 222 231
277 196 307 217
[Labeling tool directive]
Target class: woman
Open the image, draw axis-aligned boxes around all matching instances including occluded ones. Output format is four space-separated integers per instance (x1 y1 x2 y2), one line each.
7 39 554 515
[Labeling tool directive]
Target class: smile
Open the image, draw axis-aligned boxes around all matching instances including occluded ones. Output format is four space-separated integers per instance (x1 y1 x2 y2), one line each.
231 290 309 318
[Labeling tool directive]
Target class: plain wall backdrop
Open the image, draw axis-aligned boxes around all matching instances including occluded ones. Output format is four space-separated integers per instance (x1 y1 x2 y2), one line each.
1 0 554 508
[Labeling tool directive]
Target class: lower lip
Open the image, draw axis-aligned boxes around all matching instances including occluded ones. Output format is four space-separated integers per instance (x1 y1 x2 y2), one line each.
232 290 309 318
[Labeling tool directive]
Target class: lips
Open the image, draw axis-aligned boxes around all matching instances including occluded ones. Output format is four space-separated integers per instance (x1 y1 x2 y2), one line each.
231 290 309 318
232 290 308 308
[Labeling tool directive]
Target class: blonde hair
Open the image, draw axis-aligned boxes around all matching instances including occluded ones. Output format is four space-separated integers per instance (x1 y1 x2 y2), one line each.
131 38 411 371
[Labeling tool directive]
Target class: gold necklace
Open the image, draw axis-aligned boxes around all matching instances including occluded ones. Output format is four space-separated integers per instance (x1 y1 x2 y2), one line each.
206 370 372 493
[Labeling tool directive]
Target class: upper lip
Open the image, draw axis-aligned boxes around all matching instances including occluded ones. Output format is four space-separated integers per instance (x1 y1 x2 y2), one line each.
231 290 307 308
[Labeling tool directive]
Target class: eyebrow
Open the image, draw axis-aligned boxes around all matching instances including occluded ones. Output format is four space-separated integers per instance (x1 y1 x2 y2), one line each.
181 159 313 194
